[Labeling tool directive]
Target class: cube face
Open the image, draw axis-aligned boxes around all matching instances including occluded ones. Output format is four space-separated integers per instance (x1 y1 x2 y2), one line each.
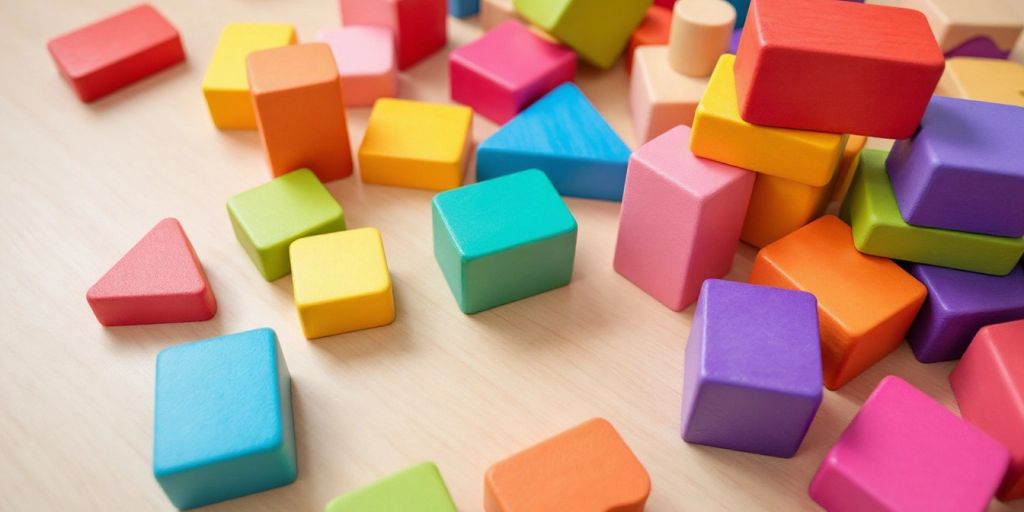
340 0 447 70
741 168 834 249
318 26 398 107
905 0 1022 58
154 328 296 509
514 0 651 69
938 58 1024 107
629 46 707 143
325 462 456 511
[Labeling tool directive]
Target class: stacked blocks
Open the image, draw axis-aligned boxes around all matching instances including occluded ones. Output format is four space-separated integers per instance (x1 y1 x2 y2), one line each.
829 135 866 204
484 418 650 512
904 264 1024 363
749 216 926 389
449 0 480 18
938 58 1024 107
733 0 944 138
325 462 456 511
433 170 577 314
359 99 473 191
903 0 1022 59
450 20 576 124
202 23 296 129
513 0 652 69
625 5 672 74
154 328 297 509
681 280 822 457
340 0 447 71
47 4 185 103
477 83 631 201
290 228 395 339
951 320 1024 501
318 27 398 108
87 218 217 326
481 0 519 30
809 376 1009 512
614 126 754 311
227 169 346 281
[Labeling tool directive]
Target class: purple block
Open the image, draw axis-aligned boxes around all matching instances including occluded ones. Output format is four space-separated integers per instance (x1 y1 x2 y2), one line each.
906 264 1024 363
681 279 823 458
727 28 743 55
945 36 1012 60
886 97 1024 237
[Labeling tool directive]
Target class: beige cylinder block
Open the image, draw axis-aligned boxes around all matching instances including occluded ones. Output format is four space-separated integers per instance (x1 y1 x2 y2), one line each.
668 0 736 78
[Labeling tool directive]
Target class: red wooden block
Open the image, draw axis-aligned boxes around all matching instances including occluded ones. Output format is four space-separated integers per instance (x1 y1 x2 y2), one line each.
46 4 185 103
733 0 944 138
626 5 673 74
87 218 217 326
340 0 447 71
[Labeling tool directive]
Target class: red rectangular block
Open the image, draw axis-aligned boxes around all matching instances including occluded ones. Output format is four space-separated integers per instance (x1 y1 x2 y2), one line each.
340 0 447 71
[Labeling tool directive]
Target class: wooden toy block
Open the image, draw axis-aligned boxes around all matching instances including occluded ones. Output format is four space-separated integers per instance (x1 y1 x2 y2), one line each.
904 264 1024 363
484 418 650 512
201 23 296 129
87 218 216 326
477 83 631 201
450 20 576 124
726 27 742 54
748 216 926 390
46 4 185 103
829 135 866 204
937 57 1024 107
690 55 845 187
810 376 1009 512
318 27 398 108
433 170 577 314
325 462 457 511
951 320 1024 501
740 172 835 248
903 0 1022 59
733 0 944 138
626 5 672 74
840 150 1024 276
450 0 480 18
340 0 447 70
667 0 735 78
614 126 754 310
513 0 652 69
359 99 473 191
629 46 708 143
887 97 1024 238
227 169 346 281
154 328 297 509
291 228 395 339
481 0 519 30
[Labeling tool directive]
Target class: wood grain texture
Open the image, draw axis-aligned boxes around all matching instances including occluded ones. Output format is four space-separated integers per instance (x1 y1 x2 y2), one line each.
2 0 1024 510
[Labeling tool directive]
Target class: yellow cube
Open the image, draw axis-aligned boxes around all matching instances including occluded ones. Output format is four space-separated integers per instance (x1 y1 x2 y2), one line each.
202 23 296 130
290 228 395 339
358 98 474 191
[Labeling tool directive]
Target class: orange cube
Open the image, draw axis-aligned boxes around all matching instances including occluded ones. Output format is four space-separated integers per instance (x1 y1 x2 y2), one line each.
749 216 926 390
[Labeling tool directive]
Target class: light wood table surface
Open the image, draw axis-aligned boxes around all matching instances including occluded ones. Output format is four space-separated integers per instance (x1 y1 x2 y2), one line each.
2 1 1023 510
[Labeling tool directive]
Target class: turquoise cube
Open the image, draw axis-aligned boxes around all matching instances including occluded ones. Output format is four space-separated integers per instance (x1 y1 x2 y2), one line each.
432 169 577 314
154 328 297 509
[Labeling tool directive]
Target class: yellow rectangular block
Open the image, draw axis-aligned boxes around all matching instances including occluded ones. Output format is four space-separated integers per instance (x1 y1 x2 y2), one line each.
290 228 395 339
202 23 296 130
937 57 1024 107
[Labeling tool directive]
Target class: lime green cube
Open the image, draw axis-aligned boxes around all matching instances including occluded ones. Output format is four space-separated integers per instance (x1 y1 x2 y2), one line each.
514 0 651 69
324 462 456 512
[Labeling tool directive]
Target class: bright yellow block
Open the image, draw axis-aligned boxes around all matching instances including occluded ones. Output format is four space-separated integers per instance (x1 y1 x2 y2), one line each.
937 57 1024 107
690 54 847 187
742 173 835 248
290 228 395 340
830 135 868 203
201 23 296 130
358 98 473 191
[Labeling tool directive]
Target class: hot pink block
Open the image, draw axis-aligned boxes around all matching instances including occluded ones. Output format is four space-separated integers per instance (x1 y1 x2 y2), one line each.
449 20 575 124
318 26 398 107
613 125 754 311
810 376 1009 512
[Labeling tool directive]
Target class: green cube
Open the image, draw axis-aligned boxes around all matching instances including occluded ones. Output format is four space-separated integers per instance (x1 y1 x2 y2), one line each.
433 169 577 314
514 0 651 69
840 150 1024 276
324 462 456 512
227 169 346 281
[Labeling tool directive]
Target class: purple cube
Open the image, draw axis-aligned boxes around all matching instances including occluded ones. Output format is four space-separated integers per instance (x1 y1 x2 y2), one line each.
906 264 1024 363
681 279 823 458
886 97 1024 237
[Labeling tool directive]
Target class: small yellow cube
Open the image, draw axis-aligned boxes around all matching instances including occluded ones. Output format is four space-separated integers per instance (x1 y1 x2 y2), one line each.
290 228 395 339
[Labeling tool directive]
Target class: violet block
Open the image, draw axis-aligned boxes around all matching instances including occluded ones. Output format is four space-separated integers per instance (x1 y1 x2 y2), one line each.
681 279 823 458
906 264 1024 363
886 96 1024 238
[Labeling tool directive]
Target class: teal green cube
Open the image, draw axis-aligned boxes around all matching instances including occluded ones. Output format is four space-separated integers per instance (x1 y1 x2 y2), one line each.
432 169 577 314
324 462 456 512
227 169 346 281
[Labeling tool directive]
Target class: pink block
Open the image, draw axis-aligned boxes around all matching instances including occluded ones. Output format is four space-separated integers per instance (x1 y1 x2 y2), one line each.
339 0 446 71
449 20 576 124
810 376 1009 512
318 26 398 107
613 125 754 311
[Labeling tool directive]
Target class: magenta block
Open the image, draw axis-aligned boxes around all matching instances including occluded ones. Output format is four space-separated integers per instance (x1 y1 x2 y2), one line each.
318 26 398 107
681 279 822 458
614 126 754 311
449 20 575 124
810 376 1008 512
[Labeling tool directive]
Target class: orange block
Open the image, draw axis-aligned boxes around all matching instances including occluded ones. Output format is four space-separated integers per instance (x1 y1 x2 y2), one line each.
485 418 650 512
749 216 926 390
830 135 868 203
741 173 835 249
247 43 353 182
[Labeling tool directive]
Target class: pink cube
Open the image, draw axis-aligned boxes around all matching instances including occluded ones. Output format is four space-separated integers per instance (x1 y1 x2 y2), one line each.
613 126 754 311
810 376 1009 512
339 0 446 71
449 20 575 124
318 26 398 107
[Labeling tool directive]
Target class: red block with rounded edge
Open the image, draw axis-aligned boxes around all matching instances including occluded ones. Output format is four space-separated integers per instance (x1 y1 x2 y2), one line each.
626 6 673 74
46 4 185 103
339 0 447 71
87 218 217 326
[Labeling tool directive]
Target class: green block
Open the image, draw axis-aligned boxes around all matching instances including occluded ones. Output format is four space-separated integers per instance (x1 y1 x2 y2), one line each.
840 150 1024 276
227 169 346 281
324 462 456 512
433 169 578 314
514 0 651 69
